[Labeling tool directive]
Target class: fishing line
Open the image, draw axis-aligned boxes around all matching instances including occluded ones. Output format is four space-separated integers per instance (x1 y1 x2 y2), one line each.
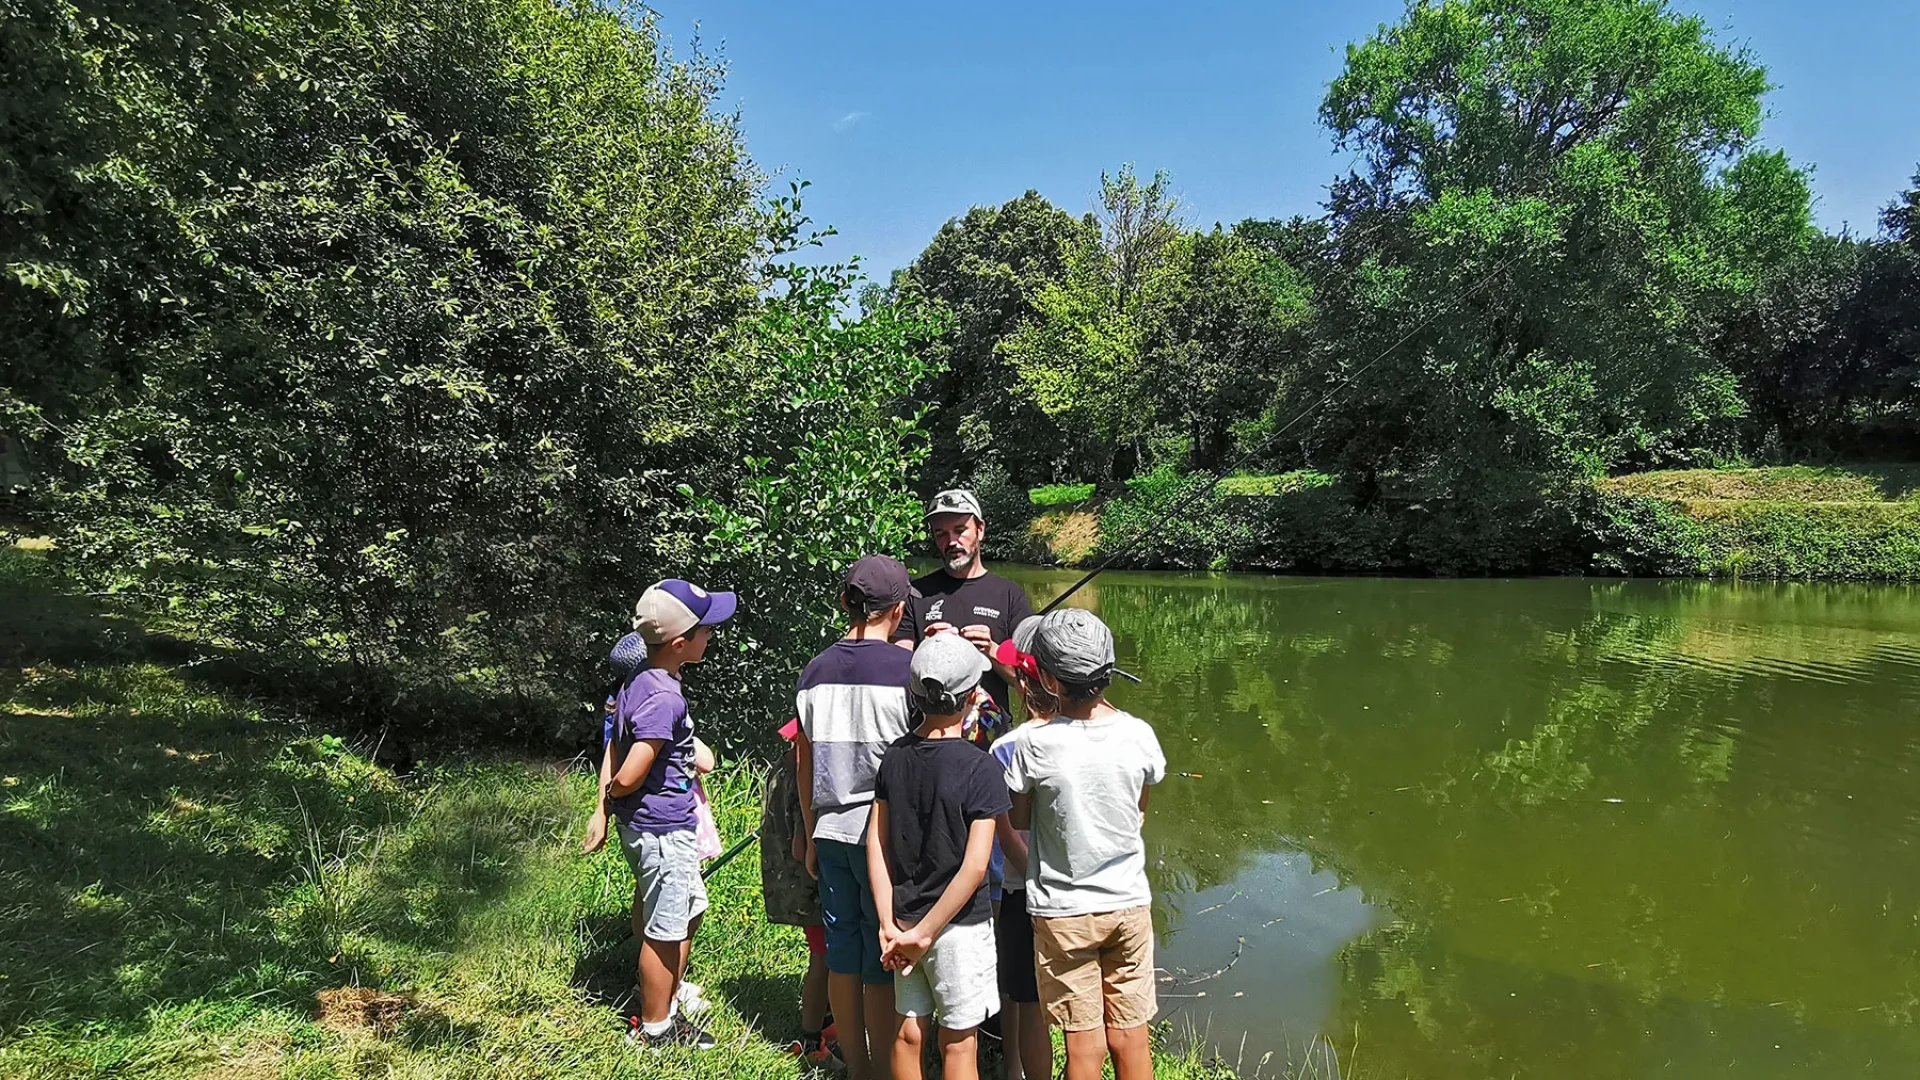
1037 255 1516 615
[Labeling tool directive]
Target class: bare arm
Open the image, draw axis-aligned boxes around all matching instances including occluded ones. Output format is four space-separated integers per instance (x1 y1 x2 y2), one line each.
995 813 1029 880
796 728 819 878
597 739 616 806
795 729 817 837
580 739 616 855
608 739 662 798
692 736 716 774
1009 790 1032 832
868 800 899 945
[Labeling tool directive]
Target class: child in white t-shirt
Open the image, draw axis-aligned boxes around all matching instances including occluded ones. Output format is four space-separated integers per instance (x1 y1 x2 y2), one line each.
1002 608 1164 1080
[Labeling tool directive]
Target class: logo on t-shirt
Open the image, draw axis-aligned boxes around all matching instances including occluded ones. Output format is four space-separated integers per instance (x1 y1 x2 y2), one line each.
973 606 1001 619
927 600 946 622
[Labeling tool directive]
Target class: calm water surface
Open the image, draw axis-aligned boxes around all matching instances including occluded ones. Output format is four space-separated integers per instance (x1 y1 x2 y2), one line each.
998 568 1920 1079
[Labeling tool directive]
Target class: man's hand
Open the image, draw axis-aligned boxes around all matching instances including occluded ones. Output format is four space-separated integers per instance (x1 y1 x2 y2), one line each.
580 810 609 856
878 919 902 962
959 624 995 656
923 621 955 638
805 837 819 880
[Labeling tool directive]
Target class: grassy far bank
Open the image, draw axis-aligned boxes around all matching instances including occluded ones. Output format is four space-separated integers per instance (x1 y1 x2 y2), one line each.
1016 465 1920 580
0 548 1243 1080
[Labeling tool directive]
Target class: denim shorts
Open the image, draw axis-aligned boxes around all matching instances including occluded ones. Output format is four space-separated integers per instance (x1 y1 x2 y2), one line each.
815 837 890 984
617 825 709 941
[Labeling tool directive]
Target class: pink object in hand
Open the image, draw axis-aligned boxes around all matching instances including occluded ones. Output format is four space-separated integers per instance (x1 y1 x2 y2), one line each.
692 776 723 860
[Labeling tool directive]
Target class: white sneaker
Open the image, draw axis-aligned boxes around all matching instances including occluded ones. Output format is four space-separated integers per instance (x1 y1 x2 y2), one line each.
675 980 711 1017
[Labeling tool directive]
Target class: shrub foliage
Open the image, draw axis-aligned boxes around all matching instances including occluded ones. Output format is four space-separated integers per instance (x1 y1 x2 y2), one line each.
1 0 937 748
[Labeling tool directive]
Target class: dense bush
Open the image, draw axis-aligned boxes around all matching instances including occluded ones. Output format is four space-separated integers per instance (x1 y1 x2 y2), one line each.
0 0 936 751
1589 493 1920 580
1092 467 1590 575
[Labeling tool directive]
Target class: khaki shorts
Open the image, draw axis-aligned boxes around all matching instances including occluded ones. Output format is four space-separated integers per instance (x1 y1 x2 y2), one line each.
1032 905 1156 1032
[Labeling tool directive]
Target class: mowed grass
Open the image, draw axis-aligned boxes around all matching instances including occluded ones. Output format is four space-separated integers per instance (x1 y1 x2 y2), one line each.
1599 464 1920 504
0 548 1244 1080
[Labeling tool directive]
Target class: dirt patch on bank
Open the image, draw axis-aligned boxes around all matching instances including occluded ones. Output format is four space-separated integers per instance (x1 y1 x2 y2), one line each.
315 987 411 1034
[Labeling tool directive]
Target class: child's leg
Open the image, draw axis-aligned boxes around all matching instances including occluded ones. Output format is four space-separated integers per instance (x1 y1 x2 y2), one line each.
1016 1001 1051 1080
996 889 1047 1080
801 926 831 1033
629 830 709 1030
891 1014 930 1080
829 975 870 1076
1105 1023 1151 1080
1062 1028 1111 1080
1098 905 1157 1080
863 985 897 1079
939 1024 981 1080
890 944 938 1080
639 935 683 1024
818 839 887 1079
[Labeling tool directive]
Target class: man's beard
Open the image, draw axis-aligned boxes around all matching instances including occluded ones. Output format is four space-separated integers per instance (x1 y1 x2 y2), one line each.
943 546 976 573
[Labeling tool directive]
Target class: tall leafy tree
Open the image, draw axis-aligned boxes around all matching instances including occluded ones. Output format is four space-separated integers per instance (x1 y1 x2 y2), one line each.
1308 0 1814 496
1000 165 1192 481
893 191 1092 491
1161 224 1314 470
0 0 937 747
1726 168 1920 457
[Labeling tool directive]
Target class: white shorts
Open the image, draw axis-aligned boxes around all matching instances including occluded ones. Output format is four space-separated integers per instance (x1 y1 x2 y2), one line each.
893 918 1000 1030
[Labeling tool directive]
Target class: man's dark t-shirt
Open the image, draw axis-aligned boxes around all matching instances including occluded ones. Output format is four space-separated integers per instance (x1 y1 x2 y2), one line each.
874 733 1012 926
893 569 1035 709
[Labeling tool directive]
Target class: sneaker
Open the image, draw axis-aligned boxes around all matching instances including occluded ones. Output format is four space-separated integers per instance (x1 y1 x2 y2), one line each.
674 980 711 1017
629 1015 718 1051
784 1031 843 1070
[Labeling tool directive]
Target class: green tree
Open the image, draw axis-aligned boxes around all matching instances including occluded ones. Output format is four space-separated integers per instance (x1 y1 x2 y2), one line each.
0 0 937 748
1000 165 1192 481
1722 168 1920 459
892 191 1092 491
1309 0 1813 499
1161 224 1314 470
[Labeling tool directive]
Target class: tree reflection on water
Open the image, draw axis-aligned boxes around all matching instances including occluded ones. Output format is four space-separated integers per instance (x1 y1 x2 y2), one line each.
1008 569 1920 1078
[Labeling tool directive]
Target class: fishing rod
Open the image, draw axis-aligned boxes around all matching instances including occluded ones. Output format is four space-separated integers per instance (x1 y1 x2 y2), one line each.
701 828 760 880
1038 256 1516 615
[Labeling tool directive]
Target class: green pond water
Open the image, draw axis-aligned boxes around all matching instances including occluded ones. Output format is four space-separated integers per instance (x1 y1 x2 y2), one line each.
998 567 1920 1080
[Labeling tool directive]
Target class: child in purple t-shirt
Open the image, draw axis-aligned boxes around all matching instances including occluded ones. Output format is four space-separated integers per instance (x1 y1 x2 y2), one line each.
603 579 736 1051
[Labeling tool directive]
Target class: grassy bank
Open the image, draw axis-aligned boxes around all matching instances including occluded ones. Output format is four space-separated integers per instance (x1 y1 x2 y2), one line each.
0 548 1240 1080
1014 466 1920 580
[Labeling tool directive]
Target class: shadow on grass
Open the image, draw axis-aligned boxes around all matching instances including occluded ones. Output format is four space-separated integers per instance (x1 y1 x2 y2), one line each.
0 549 566 1034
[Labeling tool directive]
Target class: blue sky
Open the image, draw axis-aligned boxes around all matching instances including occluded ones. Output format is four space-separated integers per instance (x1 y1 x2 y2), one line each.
642 1 1920 281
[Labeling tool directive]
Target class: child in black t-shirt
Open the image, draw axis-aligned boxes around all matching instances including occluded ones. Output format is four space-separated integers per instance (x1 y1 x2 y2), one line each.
867 633 1011 1080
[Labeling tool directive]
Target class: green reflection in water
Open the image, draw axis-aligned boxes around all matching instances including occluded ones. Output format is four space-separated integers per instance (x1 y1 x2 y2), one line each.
1001 568 1920 1078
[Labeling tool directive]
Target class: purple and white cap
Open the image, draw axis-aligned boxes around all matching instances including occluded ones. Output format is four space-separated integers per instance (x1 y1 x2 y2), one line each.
632 579 738 645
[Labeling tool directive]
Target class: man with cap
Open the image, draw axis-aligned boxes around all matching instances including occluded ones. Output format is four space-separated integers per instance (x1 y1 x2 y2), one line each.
998 608 1164 1080
796 555 919 1080
893 489 1035 715
607 578 737 1050
868 632 1011 1080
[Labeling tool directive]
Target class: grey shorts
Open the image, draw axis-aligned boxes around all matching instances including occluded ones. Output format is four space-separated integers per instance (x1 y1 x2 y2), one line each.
617 825 709 941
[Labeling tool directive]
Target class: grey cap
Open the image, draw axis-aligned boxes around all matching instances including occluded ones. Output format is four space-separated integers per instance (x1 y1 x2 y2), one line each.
908 632 990 713
924 489 986 523
1030 608 1139 685
1010 614 1042 653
